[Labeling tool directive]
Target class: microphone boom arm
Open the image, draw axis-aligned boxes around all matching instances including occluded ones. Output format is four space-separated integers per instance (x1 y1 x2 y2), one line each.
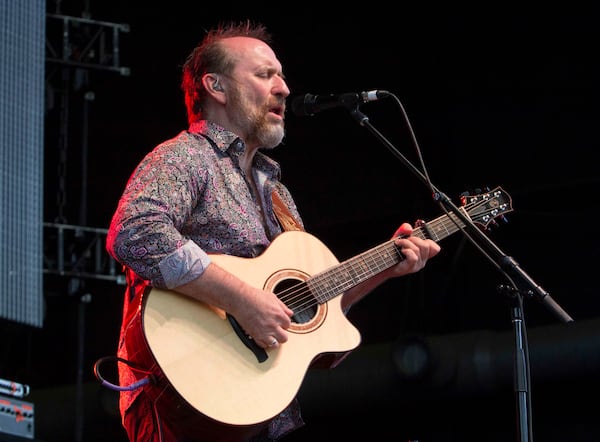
347 105 573 324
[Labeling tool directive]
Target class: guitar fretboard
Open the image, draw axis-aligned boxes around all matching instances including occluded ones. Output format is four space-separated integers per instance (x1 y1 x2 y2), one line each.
307 189 512 305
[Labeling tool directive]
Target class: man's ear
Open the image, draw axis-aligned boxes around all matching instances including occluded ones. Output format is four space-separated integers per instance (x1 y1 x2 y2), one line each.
212 77 224 91
202 73 226 102
202 73 225 93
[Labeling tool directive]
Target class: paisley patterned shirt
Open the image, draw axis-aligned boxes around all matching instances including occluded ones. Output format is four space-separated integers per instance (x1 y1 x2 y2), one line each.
106 120 305 441
107 120 303 289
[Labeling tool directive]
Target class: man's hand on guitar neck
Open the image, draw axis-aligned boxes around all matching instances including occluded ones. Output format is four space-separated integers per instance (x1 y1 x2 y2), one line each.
340 223 441 312
390 222 441 275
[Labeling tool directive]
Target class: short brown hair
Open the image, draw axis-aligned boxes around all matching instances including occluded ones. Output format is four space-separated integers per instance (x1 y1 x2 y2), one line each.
181 20 273 124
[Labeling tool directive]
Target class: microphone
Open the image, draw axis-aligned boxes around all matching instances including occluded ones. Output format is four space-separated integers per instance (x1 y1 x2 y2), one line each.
291 90 390 116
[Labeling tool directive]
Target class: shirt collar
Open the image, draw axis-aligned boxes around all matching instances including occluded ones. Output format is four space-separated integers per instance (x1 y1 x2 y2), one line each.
189 120 282 180
189 120 240 153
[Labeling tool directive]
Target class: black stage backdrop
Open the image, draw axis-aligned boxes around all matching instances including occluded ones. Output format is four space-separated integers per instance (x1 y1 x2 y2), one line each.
2 3 599 441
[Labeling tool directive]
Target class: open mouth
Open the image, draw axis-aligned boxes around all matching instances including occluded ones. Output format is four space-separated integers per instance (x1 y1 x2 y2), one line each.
268 103 285 118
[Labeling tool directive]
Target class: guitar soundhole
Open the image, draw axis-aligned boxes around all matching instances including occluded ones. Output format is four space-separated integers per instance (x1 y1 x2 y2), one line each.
273 278 317 324
264 269 326 332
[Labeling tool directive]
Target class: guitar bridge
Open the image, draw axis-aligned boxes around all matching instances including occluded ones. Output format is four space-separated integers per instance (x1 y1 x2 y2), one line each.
226 313 268 363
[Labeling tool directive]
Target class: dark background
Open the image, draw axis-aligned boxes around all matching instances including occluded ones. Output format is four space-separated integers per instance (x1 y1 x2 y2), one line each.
3 2 600 441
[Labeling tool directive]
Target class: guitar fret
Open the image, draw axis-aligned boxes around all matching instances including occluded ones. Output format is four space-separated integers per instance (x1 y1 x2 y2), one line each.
417 207 470 242
308 241 401 303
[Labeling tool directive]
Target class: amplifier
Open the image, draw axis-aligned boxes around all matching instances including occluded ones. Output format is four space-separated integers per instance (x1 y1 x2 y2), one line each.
0 396 34 440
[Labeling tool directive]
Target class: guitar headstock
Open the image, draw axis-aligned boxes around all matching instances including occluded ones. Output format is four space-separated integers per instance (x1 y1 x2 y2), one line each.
460 186 513 229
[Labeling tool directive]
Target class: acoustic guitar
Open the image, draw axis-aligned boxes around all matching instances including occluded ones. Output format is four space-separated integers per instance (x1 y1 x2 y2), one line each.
142 187 512 426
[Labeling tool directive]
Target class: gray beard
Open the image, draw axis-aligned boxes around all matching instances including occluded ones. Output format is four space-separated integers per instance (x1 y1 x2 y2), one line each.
258 124 285 149
227 86 285 149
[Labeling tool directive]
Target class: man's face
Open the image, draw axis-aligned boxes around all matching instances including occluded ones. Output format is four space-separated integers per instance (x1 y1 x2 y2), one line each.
222 37 290 149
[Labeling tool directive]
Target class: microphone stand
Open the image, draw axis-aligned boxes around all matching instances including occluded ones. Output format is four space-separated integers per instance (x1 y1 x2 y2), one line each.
345 104 574 442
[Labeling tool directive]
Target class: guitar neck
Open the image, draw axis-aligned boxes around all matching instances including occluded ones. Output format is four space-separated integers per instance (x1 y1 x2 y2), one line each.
307 208 467 304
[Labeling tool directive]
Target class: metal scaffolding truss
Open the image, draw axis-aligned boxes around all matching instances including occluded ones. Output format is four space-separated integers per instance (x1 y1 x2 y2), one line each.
46 12 130 76
43 222 125 285
44 12 129 285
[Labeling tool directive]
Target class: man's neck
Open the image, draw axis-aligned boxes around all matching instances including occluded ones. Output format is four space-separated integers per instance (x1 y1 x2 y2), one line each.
238 146 259 176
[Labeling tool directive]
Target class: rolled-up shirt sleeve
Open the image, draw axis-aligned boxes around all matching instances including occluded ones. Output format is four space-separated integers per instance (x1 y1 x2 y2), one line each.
106 134 209 289
159 239 212 289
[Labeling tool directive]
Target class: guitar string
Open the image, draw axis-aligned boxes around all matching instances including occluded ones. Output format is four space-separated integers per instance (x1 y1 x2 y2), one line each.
284 240 401 314
280 214 449 315
278 198 490 315
275 195 500 317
